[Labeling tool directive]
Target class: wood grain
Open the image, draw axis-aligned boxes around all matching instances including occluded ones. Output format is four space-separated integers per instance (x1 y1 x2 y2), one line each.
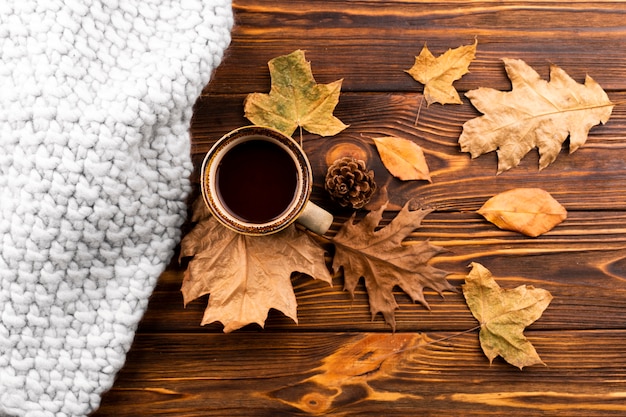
207 1 626 94
95 1 626 415
191 92 626 211
97 332 626 416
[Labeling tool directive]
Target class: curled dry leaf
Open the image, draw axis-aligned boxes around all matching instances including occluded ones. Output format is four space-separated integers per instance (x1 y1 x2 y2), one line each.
462 263 553 369
478 188 567 237
332 202 454 330
180 211 332 333
373 136 432 182
406 39 477 106
460 58 613 173
244 49 348 137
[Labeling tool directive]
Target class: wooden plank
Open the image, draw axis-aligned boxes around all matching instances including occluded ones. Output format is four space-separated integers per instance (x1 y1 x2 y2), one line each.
205 1 626 94
141 208 626 334
190 92 626 212
95 331 626 416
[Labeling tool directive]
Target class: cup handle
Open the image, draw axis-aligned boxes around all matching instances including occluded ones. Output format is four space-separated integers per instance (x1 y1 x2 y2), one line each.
296 201 334 235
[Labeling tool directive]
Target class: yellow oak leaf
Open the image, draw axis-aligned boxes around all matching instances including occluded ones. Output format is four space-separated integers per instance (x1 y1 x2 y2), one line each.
373 136 432 182
459 59 614 174
462 263 553 369
332 202 454 330
244 49 348 137
180 206 332 332
478 188 567 237
406 39 477 106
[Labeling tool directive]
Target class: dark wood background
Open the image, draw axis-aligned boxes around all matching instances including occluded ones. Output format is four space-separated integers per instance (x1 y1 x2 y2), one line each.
95 1 626 415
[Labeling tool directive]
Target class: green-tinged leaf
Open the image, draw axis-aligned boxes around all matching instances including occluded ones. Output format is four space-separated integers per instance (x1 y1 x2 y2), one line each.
462 262 553 369
244 49 348 137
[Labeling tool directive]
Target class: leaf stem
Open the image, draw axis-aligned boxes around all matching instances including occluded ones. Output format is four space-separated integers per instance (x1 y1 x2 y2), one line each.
379 324 482 362
609 99 626 106
414 94 424 126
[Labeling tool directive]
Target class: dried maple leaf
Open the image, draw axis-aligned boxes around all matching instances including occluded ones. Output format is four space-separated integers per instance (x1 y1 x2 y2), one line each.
244 49 348 137
462 262 553 369
478 188 567 237
373 136 432 182
406 39 477 106
180 213 332 332
332 202 454 330
459 58 614 173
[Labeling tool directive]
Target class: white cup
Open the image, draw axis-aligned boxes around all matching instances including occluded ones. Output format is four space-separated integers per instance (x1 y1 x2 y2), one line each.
200 126 333 236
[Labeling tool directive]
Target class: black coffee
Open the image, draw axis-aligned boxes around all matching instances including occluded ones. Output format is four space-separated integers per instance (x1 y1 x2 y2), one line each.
216 139 299 224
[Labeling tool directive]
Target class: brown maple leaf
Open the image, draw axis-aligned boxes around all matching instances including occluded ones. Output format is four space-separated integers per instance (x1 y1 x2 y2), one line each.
331 202 454 330
462 262 553 369
459 58 614 173
180 212 332 332
244 49 348 138
478 188 567 237
406 39 477 106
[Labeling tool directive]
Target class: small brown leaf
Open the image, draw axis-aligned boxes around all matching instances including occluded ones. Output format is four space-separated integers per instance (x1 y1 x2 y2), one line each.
373 136 432 182
332 202 454 330
244 49 348 137
478 188 567 237
462 263 553 369
406 39 477 106
180 206 332 332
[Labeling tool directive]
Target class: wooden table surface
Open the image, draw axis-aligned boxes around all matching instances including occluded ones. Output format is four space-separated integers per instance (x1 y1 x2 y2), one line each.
94 1 626 415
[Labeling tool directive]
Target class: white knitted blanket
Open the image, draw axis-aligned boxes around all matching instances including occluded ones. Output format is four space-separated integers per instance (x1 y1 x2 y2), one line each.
0 1 232 415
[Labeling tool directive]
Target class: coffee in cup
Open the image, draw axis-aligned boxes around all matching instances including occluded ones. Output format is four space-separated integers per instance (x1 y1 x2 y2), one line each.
201 126 333 235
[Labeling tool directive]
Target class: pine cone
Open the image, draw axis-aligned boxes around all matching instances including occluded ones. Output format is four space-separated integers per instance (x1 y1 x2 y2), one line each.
325 157 376 209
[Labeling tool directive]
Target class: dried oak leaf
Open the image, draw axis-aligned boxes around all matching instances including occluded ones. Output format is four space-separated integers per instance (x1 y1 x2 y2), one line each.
373 136 432 182
478 188 567 237
406 39 477 106
244 49 348 137
462 262 553 369
332 202 454 330
180 214 332 333
459 58 614 174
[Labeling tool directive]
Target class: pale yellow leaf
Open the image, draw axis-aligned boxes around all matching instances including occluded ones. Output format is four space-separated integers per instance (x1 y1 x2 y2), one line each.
460 59 613 173
406 39 477 106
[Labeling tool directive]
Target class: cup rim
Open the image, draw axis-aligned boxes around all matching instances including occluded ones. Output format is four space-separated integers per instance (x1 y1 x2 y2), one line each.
200 125 313 235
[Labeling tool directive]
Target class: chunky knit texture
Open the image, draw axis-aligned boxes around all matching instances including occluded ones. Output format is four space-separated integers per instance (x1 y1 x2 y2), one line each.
0 1 232 415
